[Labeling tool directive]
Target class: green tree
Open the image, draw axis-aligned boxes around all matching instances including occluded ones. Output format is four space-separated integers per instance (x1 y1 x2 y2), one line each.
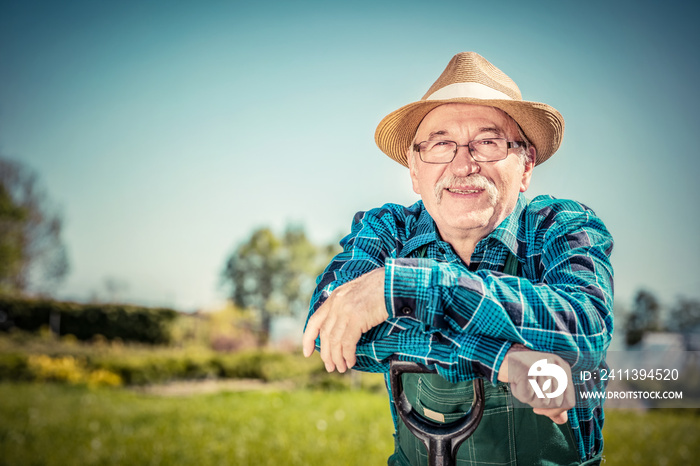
222 225 338 346
667 297 700 351
0 157 68 296
0 182 27 287
624 289 662 347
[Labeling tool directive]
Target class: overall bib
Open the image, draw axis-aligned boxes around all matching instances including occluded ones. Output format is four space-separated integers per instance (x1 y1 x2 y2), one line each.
388 252 602 466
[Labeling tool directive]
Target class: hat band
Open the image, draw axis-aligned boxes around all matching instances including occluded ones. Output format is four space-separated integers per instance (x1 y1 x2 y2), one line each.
426 82 514 101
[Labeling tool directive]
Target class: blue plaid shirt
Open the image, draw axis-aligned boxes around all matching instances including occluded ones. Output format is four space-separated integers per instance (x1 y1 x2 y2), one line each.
307 193 614 461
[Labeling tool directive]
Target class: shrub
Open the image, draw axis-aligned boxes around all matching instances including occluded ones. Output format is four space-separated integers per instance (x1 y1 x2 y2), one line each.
25 354 123 387
86 368 123 388
27 354 85 384
0 332 378 390
0 296 177 344
0 352 29 380
214 351 266 379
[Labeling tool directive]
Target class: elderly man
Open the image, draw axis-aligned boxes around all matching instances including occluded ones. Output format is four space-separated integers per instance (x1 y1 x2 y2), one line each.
302 52 613 465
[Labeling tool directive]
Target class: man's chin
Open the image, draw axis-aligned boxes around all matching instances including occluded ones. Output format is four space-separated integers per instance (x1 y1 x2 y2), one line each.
439 207 494 231
438 193 496 211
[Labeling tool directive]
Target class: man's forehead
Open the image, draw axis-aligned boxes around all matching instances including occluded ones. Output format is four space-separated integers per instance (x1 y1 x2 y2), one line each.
415 103 516 137
426 126 503 137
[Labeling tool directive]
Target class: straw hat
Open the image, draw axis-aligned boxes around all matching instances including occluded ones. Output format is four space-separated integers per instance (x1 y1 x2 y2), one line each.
374 52 564 167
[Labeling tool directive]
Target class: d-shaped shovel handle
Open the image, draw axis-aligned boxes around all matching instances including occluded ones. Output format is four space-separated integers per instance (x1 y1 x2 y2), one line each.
389 359 485 466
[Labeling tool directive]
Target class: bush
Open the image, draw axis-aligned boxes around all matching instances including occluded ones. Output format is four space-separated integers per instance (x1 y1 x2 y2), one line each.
0 331 376 390
0 296 177 344
27 355 86 384
24 354 123 388
0 352 29 380
214 351 267 379
91 353 187 385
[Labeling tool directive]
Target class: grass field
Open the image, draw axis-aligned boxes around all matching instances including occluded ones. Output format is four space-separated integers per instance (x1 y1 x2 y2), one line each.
0 382 394 465
1 382 699 465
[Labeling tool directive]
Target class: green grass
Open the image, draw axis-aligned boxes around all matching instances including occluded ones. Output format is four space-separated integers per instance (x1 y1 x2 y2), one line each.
0 382 394 465
1 382 699 465
602 409 700 465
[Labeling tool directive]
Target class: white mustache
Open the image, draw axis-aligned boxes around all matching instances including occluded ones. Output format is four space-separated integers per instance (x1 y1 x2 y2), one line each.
434 174 497 204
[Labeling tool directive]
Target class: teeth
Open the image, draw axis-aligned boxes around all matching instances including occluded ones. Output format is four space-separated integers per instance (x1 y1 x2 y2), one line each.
448 188 479 194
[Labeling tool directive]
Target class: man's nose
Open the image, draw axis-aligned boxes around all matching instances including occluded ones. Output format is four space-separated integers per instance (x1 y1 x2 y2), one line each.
450 145 480 175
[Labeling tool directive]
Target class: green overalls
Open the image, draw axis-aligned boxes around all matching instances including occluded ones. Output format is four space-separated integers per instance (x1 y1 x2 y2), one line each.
388 252 602 466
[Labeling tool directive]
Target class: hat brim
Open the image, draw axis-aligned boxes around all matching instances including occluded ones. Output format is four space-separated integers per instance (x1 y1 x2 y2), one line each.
374 98 564 167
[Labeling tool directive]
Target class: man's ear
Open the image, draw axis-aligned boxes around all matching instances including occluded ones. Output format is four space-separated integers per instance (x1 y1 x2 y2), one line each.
408 147 421 195
520 146 536 192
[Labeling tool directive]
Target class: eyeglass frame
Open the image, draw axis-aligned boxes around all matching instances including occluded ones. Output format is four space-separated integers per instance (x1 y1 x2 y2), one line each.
412 138 526 164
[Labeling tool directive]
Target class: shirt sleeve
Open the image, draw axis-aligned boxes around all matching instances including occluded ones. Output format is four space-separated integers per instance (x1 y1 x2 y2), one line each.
308 208 395 316
384 201 614 373
355 320 512 383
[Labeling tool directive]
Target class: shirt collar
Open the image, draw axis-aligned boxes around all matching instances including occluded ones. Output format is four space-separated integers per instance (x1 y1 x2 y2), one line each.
398 201 440 258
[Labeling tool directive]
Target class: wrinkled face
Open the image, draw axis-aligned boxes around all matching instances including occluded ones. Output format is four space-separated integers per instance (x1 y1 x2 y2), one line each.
408 103 535 246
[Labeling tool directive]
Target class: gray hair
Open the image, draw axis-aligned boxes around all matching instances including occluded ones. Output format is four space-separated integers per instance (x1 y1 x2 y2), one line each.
515 123 535 170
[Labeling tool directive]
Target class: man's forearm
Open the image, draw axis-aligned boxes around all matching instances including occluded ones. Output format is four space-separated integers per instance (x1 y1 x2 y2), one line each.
354 321 512 382
383 257 613 370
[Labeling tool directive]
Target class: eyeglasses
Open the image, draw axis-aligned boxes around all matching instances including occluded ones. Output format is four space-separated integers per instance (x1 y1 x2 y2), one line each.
413 138 525 164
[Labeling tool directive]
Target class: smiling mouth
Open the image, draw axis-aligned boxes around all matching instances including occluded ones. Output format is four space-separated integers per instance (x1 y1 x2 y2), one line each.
446 188 483 195
434 175 497 204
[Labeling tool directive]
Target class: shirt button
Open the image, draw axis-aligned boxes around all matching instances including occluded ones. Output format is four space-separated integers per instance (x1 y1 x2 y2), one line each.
401 306 413 315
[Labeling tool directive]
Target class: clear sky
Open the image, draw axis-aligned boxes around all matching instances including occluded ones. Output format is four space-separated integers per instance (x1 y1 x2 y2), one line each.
1 0 699 315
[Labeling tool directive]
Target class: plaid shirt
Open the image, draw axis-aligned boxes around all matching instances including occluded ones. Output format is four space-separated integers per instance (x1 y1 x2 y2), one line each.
307 193 614 461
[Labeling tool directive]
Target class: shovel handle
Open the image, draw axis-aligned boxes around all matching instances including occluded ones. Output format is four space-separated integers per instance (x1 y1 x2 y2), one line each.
389 359 485 466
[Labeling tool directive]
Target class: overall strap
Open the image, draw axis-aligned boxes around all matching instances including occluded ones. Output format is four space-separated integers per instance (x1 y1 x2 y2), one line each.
502 196 530 276
503 249 520 276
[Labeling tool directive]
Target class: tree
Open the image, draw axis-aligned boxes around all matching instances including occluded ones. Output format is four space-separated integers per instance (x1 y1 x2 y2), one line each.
667 297 700 351
222 225 338 346
624 289 662 347
0 157 69 296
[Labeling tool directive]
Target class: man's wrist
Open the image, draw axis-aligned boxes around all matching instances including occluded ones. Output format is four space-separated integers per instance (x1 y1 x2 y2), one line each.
495 342 521 384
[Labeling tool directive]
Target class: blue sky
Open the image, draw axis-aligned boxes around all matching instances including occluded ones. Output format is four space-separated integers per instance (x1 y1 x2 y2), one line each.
1 0 699 315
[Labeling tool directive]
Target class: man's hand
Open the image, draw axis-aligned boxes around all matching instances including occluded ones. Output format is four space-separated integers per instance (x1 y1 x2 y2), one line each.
302 268 388 373
498 344 575 425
